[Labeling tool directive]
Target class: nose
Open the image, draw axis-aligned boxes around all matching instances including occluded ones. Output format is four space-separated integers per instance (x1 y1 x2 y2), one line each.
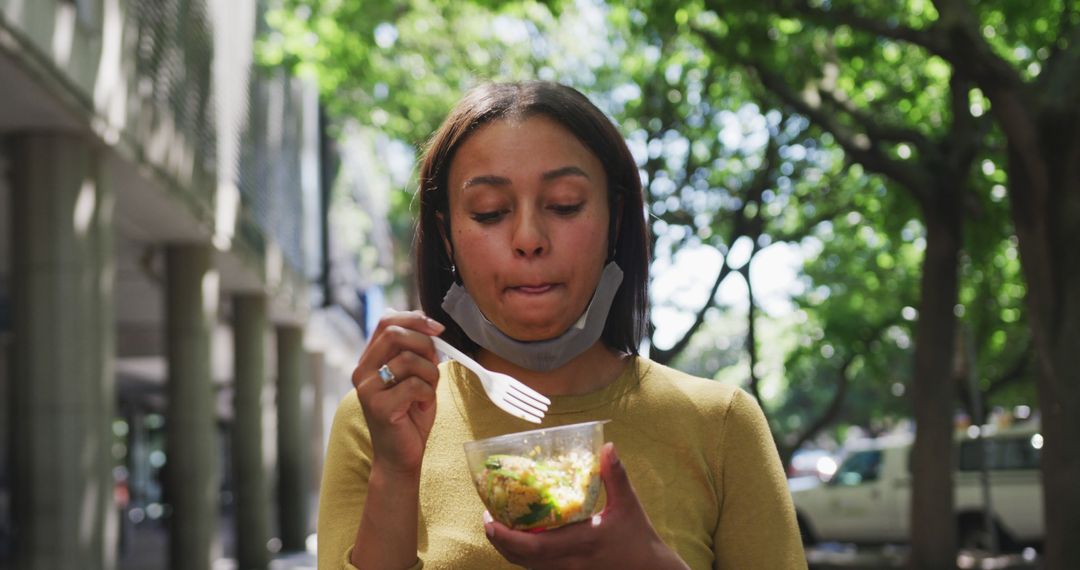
512 210 549 259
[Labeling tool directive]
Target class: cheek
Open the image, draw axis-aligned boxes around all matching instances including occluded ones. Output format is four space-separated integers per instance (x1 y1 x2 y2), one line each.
451 228 499 275
563 213 610 258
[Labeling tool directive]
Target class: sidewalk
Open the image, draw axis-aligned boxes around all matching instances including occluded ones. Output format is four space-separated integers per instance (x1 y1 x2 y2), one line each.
806 543 1041 569
119 518 317 570
117 523 1042 570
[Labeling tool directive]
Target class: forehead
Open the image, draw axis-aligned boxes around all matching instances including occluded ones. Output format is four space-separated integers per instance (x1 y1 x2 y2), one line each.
447 115 604 182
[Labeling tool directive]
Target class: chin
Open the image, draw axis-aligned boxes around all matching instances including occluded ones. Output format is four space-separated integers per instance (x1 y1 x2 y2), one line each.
499 318 572 342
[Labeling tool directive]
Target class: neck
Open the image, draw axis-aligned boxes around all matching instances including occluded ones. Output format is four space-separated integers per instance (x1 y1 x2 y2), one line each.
476 341 628 396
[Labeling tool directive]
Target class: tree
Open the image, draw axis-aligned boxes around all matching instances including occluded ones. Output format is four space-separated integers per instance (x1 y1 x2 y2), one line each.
773 188 923 464
736 2 1080 566
600 9 855 368
631 5 975 564
657 0 1073 565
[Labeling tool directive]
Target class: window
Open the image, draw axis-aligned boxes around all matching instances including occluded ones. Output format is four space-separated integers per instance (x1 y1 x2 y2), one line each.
958 436 1041 471
831 450 883 486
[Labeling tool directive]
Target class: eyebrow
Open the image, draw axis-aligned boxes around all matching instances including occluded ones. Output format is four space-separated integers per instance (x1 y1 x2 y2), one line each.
461 165 591 190
541 165 591 182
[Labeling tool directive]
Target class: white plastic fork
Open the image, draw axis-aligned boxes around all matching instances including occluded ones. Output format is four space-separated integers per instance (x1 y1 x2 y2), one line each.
430 336 550 424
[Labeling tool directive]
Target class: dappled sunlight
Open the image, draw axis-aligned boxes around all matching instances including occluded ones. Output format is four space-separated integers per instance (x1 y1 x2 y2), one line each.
73 176 96 236
202 269 220 319
265 242 283 289
50 2 75 67
79 475 100 548
5 0 24 24
213 182 239 251
142 112 197 190
92 0 127 141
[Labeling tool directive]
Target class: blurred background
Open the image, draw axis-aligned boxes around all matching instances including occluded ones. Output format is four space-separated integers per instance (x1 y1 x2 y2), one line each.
1 0 1077 569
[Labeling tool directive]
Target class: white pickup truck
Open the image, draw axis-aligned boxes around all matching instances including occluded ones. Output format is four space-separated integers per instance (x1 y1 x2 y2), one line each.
790 421 1044 550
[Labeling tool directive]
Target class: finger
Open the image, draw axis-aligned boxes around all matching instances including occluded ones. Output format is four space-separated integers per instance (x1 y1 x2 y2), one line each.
483 512 544 564
372 310 445 340
358 312 444 373
599 442 641 516
484 510 595 562
371 324 440 366
383 350 440 389
369 376 437 423
359 324 441 381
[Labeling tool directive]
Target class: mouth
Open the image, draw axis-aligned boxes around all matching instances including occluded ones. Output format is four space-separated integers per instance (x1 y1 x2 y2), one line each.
507 283 559 295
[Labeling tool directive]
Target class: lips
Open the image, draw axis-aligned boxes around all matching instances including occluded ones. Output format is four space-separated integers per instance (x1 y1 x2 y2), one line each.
508 283 557 294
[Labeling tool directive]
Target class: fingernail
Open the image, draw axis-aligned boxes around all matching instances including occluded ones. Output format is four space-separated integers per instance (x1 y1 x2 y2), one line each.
483 510 493 524
427 318 445 332
485 523 494 538
608 443 620 467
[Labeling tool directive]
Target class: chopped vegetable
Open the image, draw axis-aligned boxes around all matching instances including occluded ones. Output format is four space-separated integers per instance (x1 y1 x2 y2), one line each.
476 449 600 530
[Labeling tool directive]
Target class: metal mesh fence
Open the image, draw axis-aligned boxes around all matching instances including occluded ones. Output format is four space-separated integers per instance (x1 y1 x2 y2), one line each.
128 0 308 275
128 0 218 204
237 69 307 274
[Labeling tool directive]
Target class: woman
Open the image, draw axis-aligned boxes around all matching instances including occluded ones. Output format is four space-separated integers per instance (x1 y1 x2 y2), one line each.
318 81 806 569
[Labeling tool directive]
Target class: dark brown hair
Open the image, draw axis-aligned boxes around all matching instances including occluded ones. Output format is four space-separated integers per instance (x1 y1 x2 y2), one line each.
414 81 649 355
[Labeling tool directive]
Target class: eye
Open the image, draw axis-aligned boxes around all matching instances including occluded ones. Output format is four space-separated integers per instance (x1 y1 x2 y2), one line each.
550 203 584 216
470 210 506 224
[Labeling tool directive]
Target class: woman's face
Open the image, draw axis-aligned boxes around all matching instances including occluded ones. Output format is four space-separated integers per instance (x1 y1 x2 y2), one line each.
444 115 611 341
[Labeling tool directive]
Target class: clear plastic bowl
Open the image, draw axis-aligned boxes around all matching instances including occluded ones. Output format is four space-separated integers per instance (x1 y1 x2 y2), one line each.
463 420 607 531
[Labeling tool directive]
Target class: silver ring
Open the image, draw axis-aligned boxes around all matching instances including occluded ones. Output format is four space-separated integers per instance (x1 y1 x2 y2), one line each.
377 364 396 386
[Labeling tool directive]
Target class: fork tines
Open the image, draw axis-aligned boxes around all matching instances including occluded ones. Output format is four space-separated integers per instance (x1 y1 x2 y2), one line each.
504 390 549 417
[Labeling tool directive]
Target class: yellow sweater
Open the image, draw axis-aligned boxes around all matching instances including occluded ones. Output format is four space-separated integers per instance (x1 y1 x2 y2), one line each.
317 357 807 569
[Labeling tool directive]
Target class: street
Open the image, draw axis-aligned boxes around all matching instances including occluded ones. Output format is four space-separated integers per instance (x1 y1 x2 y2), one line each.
807 543 1041 569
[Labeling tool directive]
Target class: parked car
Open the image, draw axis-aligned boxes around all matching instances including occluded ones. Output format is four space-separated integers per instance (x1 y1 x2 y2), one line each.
792 422 1043 550
787 448 839 480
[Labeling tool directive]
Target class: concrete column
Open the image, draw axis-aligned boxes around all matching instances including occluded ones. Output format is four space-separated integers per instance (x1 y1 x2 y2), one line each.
10 134 116 570
165 245 218 570
308 351 326 501
275 325 307 551
232 294 270 569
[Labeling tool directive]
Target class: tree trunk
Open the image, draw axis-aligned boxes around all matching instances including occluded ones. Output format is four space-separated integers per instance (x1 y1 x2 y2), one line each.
1005 111 1080 569
908 203 963 570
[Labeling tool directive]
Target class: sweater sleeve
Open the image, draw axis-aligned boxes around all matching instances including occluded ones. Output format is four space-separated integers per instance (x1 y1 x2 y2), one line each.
316 392 424 570
713 389 807 570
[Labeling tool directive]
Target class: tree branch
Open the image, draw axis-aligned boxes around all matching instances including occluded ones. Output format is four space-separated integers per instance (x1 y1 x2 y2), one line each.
651 125 779 364
984 343 1033 400
743 250 765 410
695 28 932 195
698 34 933 201
770 206 846 244
650 261 734 364
815 82 933 150
776 0 948 54
783 318 899 457
784 0 1025 99
784 353 857 461
1040 20 1080 113
929 0 1030 95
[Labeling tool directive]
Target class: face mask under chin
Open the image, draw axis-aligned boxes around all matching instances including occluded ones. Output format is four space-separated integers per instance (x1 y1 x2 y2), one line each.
440 261 624 372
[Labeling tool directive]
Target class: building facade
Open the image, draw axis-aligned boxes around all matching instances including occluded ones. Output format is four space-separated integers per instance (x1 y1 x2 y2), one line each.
0 1 370 568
